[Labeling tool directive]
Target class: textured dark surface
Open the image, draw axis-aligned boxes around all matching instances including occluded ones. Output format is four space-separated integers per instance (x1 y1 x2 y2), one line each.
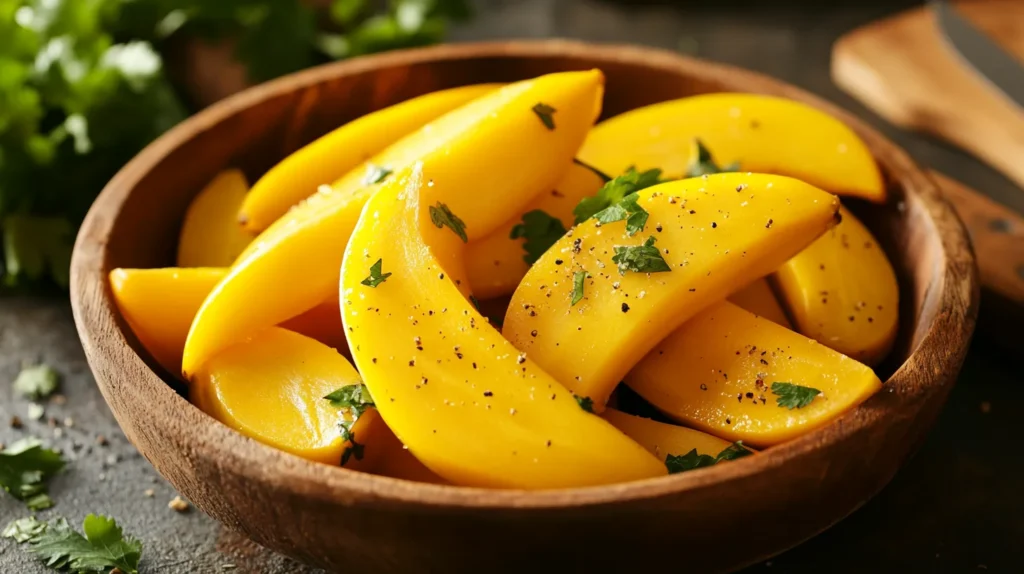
1 0 1021 572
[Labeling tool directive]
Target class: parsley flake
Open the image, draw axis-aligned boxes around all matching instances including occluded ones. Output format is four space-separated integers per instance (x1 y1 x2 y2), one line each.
532 102 556 130
2 516 46 543
13 364 60 401
0 439 65 510
684 138 740 178
611 236 671 275
665 441 752 474
509 210 567 264
12 514 143 574
325 383 376 465
360 258 392 288
575 395 594 413
593 192 649 236
571 270 589 306
573 167 668 224
771 382 822 409
360 163 393 186
429 202 468 242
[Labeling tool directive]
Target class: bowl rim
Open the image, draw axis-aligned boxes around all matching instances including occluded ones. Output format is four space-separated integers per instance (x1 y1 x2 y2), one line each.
70 39 978 510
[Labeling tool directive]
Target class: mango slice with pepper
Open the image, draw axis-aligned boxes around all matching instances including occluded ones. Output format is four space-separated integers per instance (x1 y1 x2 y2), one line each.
503 173 841 409
774 206 898 366
239 84 499 232
728 277 793 328
192 327 383 469
183 71 603 377
626 301 882 447
177 169 254 267
340 167 665 489
579 93 885 203
465 161 605 299
601 408 735 460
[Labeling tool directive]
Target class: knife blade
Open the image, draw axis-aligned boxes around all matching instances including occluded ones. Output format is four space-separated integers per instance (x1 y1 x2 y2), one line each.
931 0 1024 109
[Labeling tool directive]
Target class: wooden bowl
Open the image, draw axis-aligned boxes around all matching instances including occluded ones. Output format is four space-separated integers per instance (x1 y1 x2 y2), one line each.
70 41 978 573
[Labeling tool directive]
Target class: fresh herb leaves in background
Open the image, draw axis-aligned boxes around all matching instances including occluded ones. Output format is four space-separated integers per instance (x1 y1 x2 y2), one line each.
361 258 392 287
665 441 752 474
0 0 471 290
429 201 468 242
509 210 567 264
573 167 667 224
13 363 60 401
594 192 648 236
0 438 66 510
3 514 142 574
771 382 821 409
611 236 671 275
324 383 376 465
684 138 739 178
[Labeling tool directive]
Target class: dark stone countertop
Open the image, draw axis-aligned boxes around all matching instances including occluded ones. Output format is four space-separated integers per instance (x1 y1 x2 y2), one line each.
2 0 1022 572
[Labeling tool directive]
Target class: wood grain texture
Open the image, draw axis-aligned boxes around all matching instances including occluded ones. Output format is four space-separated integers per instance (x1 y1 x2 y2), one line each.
832 0 1024 188
69 41 978 573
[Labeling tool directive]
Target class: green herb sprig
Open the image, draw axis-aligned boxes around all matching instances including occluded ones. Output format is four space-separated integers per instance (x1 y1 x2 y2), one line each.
509 210 567 264
771 382 822 409
611 236 671 275
325 383 376 465
0 439 65 510
665 441 752 474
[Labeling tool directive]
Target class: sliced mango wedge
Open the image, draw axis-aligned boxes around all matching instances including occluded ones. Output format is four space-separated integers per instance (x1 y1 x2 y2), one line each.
503 173 840 409
192 327 382 468
340 168 665 489
601 408 734 460
177 169 254 267
774 206 898 366
183 71 604 377
579 93 885 203
626 301 882 447
239 84 499 232
465 161 605 299
728 277 793 329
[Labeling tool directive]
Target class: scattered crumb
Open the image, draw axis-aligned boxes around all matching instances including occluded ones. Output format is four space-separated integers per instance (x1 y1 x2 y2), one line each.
95 435 109 446
222 565 237 571
63 417 74 428
169 495 190 513
980 401 991 414
10 415 23 429
27 404 45 420
144 489 155 498
50 394 67 406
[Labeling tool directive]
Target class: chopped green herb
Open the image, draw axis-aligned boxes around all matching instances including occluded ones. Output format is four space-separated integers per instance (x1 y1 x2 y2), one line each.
771 382 822 409
571 158 612 183
532 103 556 130
573 167 668 224
571 270 589 306
360 258 392 288
684 138 740 178
594 192 649 236
611 236 672 275
325 383 376 465
509 210 567 264
429 202 468 242
665 441 752 474
0 439 65 509
575 395 594 413
12 514 142 574
13 364 60 401
360 163 393 185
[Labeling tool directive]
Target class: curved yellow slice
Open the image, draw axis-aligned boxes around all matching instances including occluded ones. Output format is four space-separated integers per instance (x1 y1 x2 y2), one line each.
579 93 885 203
774 207 898 366
340 168 665 489
728 277 792 329
465 161 605 299
183 71 604 377
193 327 384 468
627 302 882 447
239 84 499 232
503 174 840 409
601 408 734 460
370 430 450 485
177 169 254 267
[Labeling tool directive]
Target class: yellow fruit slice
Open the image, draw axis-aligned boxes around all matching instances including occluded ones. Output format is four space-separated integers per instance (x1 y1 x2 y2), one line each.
601 408 734 460
626 301 882 447
579 93 885 203
183 71 604 377
340 168 665 489
177 169 254 267
465 161 605 299
774 206 898 366
193 327 383 468
239 84 499 232
728 277 792 328
503 173 840 409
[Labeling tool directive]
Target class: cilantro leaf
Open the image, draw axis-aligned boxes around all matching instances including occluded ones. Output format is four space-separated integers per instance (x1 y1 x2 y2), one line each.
575 395 594 413
325 383 376 465
360 258 392 288
532 103 556 130
684 138 740 178
0 439 65 508
611 236 671 275
23 514 142 574
594 192 649 236
509 210 567 264
771 382 822 409
429 202 468 242
666 441 752 474
3 516 47 543
361 163 393 186
13 364 60 401
573 167 668 224
571 270 588 306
